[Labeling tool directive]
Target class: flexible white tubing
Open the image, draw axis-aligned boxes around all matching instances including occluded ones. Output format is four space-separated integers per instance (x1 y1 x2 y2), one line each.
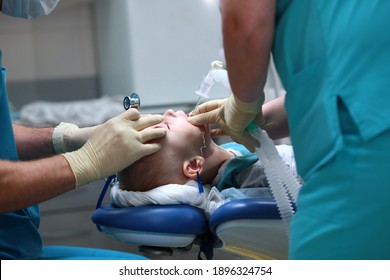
253 128 302 236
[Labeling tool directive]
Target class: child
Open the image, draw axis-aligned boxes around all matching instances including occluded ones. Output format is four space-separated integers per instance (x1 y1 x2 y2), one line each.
111 109 298 214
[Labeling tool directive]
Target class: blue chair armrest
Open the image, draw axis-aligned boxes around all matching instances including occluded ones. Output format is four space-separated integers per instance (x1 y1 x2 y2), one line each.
209 198 281 233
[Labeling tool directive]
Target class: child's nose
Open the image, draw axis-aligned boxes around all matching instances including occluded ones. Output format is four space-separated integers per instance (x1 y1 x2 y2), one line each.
164 109 176 117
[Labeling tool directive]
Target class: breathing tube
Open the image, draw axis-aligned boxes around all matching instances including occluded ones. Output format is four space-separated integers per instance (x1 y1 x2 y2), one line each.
195 60 230 97
193 60 230 113
249 124 302 236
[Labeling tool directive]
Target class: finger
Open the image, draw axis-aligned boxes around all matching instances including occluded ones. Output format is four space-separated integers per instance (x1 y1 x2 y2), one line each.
122 108 141 121
187 113 207 126
232 131 260 153
191 99 227 115
139 127 167 143
210 128 227 138
138 143 162 157
254 112 266 127
187 110 220 126
134 114 164 131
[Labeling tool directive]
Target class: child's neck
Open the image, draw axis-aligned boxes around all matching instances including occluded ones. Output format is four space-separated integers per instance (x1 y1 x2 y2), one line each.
201 143 234 184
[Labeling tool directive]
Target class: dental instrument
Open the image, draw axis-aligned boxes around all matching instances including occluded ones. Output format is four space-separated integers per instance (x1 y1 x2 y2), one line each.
123 93 141 110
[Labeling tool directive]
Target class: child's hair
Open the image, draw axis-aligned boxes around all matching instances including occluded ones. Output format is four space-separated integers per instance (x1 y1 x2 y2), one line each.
118 146 188 192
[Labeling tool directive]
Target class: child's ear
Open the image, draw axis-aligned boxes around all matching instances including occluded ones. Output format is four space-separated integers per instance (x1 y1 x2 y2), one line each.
183 156 204 180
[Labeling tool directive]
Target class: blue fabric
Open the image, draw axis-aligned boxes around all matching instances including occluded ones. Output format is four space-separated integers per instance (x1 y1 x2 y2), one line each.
218 143 258 191
274 0 390 179
0 51 17 161
220 142 253 157
273 1 390 259
39 246 149 260
0 49 43 259
290 105 390 259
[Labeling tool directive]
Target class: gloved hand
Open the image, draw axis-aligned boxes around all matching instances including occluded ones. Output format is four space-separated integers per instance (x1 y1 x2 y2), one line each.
188 94 264 152
62 109 166 187
52 122 97 153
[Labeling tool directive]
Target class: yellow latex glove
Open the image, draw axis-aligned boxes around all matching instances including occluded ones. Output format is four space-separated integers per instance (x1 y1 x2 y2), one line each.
62 109 166 187
52 122 97 153
188 94 264 152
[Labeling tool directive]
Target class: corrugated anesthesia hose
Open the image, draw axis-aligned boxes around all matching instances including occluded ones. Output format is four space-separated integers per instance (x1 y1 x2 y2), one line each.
252 127 302 237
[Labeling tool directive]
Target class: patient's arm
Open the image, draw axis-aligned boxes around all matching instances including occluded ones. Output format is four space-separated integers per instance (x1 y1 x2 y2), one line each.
261 95 289 140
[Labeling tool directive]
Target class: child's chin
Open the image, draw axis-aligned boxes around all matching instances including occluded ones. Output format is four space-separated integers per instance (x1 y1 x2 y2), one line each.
200 124 210 134
200 126 212 143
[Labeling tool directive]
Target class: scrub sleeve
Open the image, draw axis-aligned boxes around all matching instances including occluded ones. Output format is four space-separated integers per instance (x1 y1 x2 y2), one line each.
0 50 148 260
273 0 390 259
0 49 43 259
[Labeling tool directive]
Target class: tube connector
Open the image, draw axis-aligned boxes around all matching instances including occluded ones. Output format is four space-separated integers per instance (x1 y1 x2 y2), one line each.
195 60 227 98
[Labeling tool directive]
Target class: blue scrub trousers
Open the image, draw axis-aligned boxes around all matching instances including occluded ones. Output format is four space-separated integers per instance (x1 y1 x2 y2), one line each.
290 104 390 259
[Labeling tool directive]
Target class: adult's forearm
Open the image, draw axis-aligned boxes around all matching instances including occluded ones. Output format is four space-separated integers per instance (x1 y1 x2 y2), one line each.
262 95 290 140
221 0 276 103
0 155 75 213
13 123 55 160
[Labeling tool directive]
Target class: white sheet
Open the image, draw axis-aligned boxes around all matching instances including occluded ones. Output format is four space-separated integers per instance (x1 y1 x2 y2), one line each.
111 180 235 216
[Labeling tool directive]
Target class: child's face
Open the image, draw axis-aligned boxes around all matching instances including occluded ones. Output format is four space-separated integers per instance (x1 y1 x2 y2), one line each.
120 109 210 191
148 109 209 155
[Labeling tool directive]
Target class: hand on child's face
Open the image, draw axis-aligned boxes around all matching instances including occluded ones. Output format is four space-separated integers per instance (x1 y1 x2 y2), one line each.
145 109 209 152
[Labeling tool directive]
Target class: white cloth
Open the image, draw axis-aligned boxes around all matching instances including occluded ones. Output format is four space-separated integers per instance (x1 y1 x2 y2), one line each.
110 180 226 216
19 97 123 127
110 180 274 217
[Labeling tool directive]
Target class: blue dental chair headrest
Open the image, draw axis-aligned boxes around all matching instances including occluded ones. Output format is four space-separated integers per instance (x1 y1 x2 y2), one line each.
91 176 290 259
92 204 208 235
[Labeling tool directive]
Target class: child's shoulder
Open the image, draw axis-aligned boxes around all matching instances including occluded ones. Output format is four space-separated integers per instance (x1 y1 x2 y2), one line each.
221 142 253 156
221 142 294 158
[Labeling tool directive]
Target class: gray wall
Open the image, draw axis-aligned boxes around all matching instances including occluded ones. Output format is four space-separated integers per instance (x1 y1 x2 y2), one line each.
0 0 98 110
6 77 99 109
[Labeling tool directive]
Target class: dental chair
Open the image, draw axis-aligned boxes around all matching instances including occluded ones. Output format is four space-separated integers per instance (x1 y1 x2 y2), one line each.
209 197 289 259
92 61 295 259
91 177 290 260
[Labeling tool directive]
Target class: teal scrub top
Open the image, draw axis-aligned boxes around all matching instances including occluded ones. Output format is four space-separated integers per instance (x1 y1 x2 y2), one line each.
273 0 390 180
0 49 43 259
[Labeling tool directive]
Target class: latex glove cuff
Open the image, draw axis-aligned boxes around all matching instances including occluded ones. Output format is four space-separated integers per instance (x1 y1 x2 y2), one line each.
52 122 79 154
224 94 264 131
